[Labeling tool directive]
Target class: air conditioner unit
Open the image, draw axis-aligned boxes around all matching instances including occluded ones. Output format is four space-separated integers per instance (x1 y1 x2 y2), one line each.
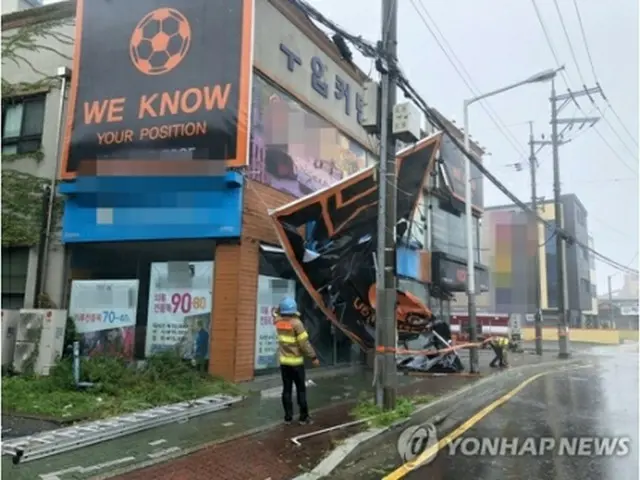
1 310 20 368
13 309 67 376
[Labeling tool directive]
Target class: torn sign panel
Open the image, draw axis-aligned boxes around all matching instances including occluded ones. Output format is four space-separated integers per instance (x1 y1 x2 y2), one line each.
269 132 442 350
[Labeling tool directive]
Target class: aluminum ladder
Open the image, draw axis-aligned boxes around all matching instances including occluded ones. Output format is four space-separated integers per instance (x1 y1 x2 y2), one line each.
2 393 243 464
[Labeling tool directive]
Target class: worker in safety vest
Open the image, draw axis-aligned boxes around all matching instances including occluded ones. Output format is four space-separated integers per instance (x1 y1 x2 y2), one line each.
488 336 510 368
274 296 319 425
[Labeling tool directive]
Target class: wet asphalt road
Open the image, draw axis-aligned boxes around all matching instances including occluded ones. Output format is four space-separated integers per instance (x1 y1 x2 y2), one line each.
330 344 639 480
402 345 639 480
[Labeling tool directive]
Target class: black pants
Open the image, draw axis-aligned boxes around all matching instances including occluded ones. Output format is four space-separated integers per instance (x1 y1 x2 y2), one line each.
281 365 309 422
489 343 507 367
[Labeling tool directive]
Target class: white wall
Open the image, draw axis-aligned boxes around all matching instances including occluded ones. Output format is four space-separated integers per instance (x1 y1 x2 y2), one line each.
2 19 74 307
2 0 42 16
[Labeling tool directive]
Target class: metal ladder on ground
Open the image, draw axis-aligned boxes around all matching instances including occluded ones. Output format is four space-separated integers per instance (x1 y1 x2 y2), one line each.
2 393 243 464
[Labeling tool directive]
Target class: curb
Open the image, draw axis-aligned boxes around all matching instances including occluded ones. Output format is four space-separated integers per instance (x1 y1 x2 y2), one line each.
292 356 588 480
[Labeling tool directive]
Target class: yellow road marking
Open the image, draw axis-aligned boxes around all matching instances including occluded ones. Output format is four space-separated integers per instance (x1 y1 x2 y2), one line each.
383 363 593 480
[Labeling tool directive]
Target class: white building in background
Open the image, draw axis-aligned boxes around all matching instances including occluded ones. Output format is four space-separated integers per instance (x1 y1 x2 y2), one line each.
583 235 599 326
2 0 42 15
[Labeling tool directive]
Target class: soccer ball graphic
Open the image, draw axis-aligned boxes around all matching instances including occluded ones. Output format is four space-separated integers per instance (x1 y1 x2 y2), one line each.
130 8 191 76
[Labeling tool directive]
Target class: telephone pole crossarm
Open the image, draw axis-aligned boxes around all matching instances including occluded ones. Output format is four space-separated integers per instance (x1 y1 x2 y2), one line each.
555 117 601 125
552 86 602 102
553 85 602 113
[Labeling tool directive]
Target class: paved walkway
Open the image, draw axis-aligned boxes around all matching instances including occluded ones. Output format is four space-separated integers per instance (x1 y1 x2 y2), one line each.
3 349 563 480
111 375 479 480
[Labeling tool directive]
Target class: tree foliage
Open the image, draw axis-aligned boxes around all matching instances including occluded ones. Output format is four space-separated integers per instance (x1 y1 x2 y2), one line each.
2 16 74 97
2 13 74 246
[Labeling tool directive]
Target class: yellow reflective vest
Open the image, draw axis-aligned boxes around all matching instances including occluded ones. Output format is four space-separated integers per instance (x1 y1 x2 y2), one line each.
275 315 317 367
492 336 510 348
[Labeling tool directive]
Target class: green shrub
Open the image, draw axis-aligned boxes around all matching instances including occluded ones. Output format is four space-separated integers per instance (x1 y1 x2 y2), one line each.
2 352 241 420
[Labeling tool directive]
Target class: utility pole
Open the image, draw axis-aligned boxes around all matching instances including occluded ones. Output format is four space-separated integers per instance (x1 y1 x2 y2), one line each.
528 122 543 356
607 274 614 328
546 80 601 358
375 0 398 410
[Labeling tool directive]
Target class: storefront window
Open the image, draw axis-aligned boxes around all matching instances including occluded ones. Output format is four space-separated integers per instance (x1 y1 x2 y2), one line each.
145 261 214 362
69 280 139 358
248 74 374 197
256 245 354 372
254 275 297 371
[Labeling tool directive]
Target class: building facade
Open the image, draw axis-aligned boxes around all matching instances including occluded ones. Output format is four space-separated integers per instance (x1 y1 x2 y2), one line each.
599 274 639 330
2 0 378 382
2 0 485 381
403 115 488 322
583 235 599 325
483 194 595 327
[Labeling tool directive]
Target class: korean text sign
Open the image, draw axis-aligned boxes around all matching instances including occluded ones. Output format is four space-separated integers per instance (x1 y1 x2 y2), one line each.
69 279 139 358
145 261 213 360
254 275 296 370
248 75 371 198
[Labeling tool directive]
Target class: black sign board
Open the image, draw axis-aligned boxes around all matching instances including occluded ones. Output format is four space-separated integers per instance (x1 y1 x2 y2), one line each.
432 252 489 292
60 0 254 178
439 134 484 211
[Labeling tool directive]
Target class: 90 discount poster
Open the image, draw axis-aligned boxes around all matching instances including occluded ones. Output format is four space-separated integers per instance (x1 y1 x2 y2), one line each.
145 261 213 360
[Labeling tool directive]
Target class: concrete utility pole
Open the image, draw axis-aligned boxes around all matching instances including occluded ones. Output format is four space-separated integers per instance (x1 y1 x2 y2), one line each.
528 122 543 356
546 80 601 358
375 0 398 410
607 274 615 328
462 68 560 373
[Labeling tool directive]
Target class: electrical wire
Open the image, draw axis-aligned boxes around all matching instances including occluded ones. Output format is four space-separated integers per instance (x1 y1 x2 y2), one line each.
552 0 588 86
274 0 638 276
571 0 639 148
399 75 637 274
410 0 526 157
551 0 639 163
531 0 638 174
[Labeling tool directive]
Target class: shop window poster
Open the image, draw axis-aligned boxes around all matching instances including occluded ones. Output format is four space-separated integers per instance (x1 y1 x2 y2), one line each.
248 75 372 197
254 275 296 370
69 279 139 359
145 261 213 361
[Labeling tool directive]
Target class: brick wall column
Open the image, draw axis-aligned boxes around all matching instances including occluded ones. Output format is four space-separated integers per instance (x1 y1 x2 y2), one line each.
209 240 259 382
209 180 295 382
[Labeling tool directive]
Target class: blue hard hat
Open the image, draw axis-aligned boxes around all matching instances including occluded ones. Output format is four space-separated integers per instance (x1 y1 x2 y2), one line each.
279 296 298 316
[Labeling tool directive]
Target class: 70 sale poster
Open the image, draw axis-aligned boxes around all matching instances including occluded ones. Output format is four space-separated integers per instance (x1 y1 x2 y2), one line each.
145 261 214 360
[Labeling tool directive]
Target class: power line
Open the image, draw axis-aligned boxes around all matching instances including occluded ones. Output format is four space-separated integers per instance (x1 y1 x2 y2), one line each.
552 0 587 85
551 0 638 162
530 0 564 71
530 0 638 176
286 0 638 276
571 0 639 148
397 79 637 275
409 0 526 157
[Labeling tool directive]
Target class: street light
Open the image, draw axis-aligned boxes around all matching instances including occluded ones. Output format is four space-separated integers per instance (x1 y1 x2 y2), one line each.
462 66 564 373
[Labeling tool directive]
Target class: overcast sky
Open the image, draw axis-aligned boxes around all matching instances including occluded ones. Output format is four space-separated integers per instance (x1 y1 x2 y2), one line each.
310 0 638 294
40 0 638 293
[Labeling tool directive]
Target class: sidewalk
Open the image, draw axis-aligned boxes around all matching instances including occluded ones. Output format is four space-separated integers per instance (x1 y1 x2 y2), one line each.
109 375 478 480
107 350 551 480
1 351 556 480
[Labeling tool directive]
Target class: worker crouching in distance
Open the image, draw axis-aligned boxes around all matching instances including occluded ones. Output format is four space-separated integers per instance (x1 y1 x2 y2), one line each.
487 336 510 368
274 296 320 425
